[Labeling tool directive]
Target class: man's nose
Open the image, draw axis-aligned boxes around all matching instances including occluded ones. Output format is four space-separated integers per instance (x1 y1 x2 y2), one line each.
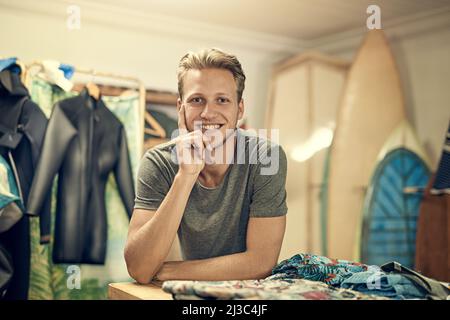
200 103 216 119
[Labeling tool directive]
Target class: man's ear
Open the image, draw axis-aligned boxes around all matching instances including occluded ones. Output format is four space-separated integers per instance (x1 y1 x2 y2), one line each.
238 99 245 120
177 98 182 111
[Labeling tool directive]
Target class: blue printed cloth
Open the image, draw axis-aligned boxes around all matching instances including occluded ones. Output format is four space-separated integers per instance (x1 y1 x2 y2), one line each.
340 271 426 299
270 253 427 299
270 253 372 286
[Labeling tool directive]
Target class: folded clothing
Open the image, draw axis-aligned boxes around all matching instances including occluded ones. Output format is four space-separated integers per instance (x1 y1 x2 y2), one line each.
162 278 388 300
270 253 430 299
270 253 372 286
161 253 443 300
340 271 426 299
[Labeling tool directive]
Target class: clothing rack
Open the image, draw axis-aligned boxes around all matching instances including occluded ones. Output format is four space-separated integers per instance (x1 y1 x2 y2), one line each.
24 61 167 155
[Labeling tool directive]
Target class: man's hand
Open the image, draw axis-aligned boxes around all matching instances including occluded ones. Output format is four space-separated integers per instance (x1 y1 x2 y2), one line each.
175 104 210 176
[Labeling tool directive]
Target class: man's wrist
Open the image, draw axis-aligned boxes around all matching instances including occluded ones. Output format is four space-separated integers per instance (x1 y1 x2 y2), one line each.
175 171 198 185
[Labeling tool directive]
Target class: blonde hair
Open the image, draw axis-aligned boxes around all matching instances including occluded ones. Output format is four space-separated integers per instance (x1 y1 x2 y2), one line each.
177 48 246 102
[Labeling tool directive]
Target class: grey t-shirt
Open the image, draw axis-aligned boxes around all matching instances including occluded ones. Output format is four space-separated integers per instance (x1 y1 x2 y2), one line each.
134 128 288 260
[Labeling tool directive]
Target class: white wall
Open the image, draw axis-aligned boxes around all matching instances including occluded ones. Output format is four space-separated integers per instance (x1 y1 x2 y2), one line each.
0 0 297 129
311 16 450 170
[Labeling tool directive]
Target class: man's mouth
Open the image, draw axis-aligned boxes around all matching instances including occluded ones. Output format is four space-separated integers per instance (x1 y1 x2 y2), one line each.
201 124 223 130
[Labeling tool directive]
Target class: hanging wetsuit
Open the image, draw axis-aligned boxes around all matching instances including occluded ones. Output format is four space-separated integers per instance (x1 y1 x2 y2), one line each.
27 88 135 264
0 68 50 299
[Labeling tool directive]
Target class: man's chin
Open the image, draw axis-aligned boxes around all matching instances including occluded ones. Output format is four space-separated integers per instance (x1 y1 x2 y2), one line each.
203 127 236 149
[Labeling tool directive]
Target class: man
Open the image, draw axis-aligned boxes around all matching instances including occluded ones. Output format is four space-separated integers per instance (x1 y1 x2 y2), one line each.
124 48 287 284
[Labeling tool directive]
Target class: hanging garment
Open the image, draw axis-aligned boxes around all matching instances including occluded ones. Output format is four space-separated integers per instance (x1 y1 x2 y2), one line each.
0 154 23 298
162 278 389 300
27 78 139 300
0 68 50 300
26 88 135 264
0 58 20 74
431 121 450 195
0 154 24 233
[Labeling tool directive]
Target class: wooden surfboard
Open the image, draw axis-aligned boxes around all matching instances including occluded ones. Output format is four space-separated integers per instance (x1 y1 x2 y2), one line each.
326 30 406 261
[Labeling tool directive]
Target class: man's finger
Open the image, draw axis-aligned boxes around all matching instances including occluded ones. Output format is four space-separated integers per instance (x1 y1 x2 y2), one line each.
177 104 187 130
203 135 212 151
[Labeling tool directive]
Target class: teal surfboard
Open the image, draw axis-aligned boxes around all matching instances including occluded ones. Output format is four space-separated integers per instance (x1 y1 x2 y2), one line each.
360 147 430 268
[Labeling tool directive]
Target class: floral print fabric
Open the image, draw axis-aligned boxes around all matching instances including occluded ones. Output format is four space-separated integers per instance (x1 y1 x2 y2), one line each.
270 253 374 286
161 253 433 300
162 278 388 300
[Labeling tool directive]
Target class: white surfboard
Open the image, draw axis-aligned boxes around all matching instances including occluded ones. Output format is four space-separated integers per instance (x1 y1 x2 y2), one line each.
326 30 406 261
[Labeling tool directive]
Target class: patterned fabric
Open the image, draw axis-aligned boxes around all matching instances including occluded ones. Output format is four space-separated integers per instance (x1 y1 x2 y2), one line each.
27 77 140 299
162 278 388 300
270 253 431 299
270 253 372 286
0 154 23 220
161 253 432 300
340 271 426 299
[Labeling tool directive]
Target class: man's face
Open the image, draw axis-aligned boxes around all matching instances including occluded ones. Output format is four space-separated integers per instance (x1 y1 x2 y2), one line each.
177 68 244 146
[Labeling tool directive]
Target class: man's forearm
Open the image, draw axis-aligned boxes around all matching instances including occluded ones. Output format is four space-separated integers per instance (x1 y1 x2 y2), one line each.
155 251 275 281
125 172 196 283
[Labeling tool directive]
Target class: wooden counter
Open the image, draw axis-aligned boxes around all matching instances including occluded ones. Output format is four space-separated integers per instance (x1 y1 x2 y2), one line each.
108 281 173 300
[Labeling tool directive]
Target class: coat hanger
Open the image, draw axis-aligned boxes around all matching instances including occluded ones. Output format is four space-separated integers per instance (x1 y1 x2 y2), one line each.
121 88 166 138
85 82 100 100
85 71 100 100
144 110 166 138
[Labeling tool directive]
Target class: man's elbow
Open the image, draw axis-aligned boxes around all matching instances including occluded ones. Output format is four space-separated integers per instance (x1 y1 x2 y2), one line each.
258 261 276 279
127 264 153 284
124 248 155 284
248 252 277 279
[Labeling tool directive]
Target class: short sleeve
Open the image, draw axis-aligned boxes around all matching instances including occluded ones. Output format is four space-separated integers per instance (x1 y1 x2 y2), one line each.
134 149 172 211
249 143 288 217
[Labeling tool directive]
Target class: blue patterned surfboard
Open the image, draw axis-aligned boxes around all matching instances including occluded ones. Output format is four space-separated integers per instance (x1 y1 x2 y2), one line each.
360 147 430 268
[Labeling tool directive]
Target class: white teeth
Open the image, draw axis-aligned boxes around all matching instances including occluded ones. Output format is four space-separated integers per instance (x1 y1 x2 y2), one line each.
202 124 221 129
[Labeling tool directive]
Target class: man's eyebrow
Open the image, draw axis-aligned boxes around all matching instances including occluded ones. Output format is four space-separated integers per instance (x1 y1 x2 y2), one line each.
185 93 204 99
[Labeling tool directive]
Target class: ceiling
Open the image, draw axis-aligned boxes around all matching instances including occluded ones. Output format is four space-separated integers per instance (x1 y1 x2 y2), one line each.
91 0 450 40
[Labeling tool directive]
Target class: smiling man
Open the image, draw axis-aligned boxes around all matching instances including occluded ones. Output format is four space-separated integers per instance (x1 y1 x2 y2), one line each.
124 48 288 284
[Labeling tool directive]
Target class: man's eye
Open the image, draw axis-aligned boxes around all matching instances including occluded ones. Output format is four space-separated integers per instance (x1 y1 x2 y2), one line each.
218 97 229 104
190 97 204 104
